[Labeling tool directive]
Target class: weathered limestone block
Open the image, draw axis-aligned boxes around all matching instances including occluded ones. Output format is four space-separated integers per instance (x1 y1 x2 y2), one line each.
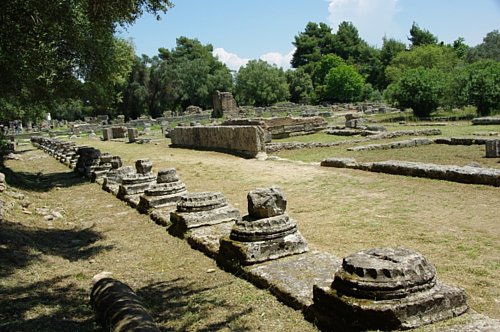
102 128 113 141
247 187 287 219
218 187 308 266
137 168 187 214
170 125 266 158
212 90 238 118
135 159 152 175
128 128 138 143
111 126 127 138
169 192 240 236
485 140 500 158
310 248 468 331
91 276 160 332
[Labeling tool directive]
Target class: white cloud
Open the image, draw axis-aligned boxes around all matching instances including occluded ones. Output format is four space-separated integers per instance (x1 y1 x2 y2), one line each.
328 0 401 46
214 48 295 71
259 49 295 69
213 48 249 71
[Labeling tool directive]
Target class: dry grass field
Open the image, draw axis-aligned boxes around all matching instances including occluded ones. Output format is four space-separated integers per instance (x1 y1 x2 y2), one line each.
1 123 499 330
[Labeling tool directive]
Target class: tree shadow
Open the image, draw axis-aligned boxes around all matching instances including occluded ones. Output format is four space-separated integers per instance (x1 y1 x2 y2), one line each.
138 278 253 331
0 275 97 332
0 219 112 278
1 166 87 192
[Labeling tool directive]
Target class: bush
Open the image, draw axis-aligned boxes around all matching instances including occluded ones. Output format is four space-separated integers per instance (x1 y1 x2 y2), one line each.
390 67 445 117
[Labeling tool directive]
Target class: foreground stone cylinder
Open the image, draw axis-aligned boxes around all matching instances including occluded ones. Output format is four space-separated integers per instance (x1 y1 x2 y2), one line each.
310 247 468 331
90 277 160 332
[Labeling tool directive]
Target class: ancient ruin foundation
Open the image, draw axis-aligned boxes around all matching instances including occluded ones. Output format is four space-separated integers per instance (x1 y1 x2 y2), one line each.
117 159 156 206
218 187 308 265
310 247 468 331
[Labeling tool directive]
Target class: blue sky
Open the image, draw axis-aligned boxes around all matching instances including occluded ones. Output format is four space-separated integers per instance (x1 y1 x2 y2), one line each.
117 0 500 70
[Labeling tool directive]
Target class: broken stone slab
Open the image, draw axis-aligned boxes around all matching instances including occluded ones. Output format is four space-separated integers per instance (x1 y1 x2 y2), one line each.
309 248 468 331
135 159 153 175
186 222 234 259
169 192 241 237
320 158 358 168
244 251 341 310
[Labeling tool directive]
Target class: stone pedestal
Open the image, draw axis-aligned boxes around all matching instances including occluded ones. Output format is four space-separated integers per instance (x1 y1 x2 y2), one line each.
218 187 308 266
103 165 135 195
310 248 468 331
128 128 138 143
111 126 127 139
102 128 113 141
75 146 101 178
485 140 500 158
169 192 240 236
117 159 156 205
137 168 187 214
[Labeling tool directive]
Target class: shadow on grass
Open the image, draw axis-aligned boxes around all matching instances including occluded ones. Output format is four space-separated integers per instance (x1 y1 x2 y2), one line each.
0 275 97 332
0 219 112 278
138 278 253 331
1 166 87 192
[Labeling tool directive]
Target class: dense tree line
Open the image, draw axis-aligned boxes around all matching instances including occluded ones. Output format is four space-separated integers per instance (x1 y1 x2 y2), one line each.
1 2 498 124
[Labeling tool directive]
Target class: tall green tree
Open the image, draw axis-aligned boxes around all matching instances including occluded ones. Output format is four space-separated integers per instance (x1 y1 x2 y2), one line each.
287 68 315 104
408 22 438 47
291 22 334 72
467 30 500 62
0 0 173 122
453 60 500 116
235 60 289 106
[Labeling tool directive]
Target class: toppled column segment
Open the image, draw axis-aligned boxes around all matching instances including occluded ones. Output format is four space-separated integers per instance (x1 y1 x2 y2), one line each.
310 247 468 331
91 276 160 332
218 187 308 266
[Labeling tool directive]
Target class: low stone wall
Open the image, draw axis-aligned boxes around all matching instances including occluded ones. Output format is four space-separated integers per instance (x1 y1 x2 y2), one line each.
434 137 496 145
471 117 500 125
223 116 328 139
347 138 433 151
321 158 500 187
170 125 266 158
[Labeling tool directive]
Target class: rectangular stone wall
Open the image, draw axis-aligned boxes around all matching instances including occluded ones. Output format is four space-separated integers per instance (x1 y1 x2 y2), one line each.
170 126 266 158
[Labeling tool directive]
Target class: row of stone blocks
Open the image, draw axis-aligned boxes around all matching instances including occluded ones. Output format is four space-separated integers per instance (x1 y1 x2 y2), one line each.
31 137 472 330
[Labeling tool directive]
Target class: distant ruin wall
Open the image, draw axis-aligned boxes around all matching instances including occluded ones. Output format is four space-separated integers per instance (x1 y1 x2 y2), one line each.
170 126 266 158
223 116 328 139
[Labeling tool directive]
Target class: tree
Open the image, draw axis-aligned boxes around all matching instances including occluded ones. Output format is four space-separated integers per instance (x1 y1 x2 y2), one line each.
454 60 500 116
291 22 334 72
0 0 173 122
408 22 438 47
235 60 289 106
385 44 461 83
389 68 445 117
322 64 365 103
467 30 500 62
379 37 406 88
287 68 315 104
452 37 470 60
